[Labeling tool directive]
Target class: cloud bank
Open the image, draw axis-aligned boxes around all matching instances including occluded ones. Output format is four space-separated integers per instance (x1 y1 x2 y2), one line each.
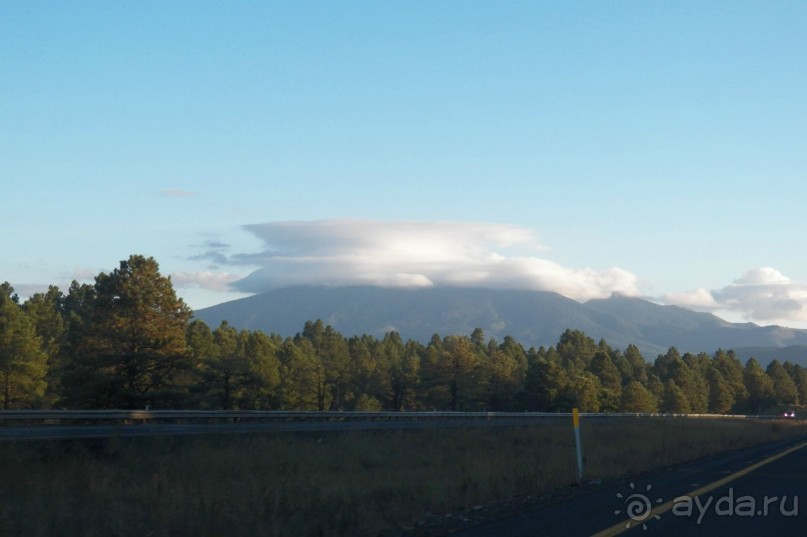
226 220 643 301
180 220 807 325
171 271 243 292
663 267 807 324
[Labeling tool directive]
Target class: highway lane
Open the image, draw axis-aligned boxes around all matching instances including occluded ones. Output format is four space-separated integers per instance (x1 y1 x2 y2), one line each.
617 439 807 536
451 436 807 537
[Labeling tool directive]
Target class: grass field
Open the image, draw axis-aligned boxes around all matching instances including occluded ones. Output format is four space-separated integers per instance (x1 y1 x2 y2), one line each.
1 418 805 537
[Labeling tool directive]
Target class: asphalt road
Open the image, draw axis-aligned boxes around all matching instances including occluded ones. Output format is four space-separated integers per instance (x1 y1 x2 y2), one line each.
451 436 807 537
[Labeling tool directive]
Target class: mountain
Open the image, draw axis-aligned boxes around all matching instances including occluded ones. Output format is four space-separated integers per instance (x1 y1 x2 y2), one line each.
583 295 807 360
193 286 807 363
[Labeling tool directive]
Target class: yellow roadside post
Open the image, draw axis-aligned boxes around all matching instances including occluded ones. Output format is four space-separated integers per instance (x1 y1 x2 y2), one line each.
573 407 584 483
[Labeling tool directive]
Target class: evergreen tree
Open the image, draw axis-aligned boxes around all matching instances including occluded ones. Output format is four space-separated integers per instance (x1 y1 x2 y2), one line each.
277 338 324 410
743 358 774 413
524 349 567 411
21 286 65 359
482 347 521 410
499 336 528 375
202 321 246 409
185 319 216 406
645 374 665 403
623 344 649 384
706 367 734 414
470 327 485 349
443 336 483 410
241 329 281 408
613 352 634 386
673 353 709 413
620 380 658 413
0 285 48 408
654 349 707 412
588 351 622 411
321 325 351 410
346 335 384 410
713 350 748 412
660 380 691 413
60 256 192 408
560 371 602 412
298 321 353 409
652 347 681 381
381 333 420 411
421 335 482 410
784 362 807 406
766 359 798 407
686 352 713 379
556 329 597 371
589 351 622 393
21 286 65 404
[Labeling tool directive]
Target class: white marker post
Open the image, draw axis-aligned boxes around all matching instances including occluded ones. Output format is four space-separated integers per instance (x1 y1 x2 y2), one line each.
573 407 584 483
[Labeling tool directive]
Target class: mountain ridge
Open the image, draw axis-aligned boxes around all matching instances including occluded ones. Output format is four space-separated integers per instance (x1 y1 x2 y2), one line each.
194 285 807 363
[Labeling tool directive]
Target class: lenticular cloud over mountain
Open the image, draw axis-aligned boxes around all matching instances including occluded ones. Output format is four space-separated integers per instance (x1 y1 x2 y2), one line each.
229 220 643 301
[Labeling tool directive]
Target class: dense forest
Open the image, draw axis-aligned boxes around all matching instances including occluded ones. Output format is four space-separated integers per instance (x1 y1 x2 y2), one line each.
1 255 805 414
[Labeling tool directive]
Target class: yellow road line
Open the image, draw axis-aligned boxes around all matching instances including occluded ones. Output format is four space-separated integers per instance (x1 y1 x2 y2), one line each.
590 440 807 537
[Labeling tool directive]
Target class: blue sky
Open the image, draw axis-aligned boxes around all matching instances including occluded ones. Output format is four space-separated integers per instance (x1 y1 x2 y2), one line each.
3 1 807 326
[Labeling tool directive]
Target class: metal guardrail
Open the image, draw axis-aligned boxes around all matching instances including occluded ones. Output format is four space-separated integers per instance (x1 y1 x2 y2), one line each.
0 409 780 426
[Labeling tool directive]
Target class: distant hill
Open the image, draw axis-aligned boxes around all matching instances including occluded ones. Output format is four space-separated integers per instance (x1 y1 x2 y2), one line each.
193 286 807 365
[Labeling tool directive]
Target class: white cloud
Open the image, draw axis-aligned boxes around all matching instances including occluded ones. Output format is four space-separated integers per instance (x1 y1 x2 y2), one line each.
171 271 242 292
733 267 790 286
663 267 807 323
228 219 643 301
662 288 721 310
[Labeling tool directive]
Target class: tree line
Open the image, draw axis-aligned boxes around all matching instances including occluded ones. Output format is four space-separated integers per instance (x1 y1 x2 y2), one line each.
1 255 806 413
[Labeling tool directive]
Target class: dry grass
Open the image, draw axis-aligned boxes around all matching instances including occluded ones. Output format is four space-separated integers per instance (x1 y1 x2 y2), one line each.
0 418 805 537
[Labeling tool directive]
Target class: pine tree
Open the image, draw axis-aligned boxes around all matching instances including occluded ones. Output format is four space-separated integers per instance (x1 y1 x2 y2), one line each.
60 256 192 408
483 347 522 410
560 371 602 412
277 338 324 410
766 359 798 407
0 285 48 408
556 329 597 371
241 329 281 408
420 335 482 410
623 344 649 384
713 350 748 411
620 380 658 413
381 333 420 411
524 346 568 411
195 321 248 409
784 362 807 405
346 335 382 410
743 358 774 414
660 380 691 414
21 286 65 404
588 350 622 407
706 367 734 414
